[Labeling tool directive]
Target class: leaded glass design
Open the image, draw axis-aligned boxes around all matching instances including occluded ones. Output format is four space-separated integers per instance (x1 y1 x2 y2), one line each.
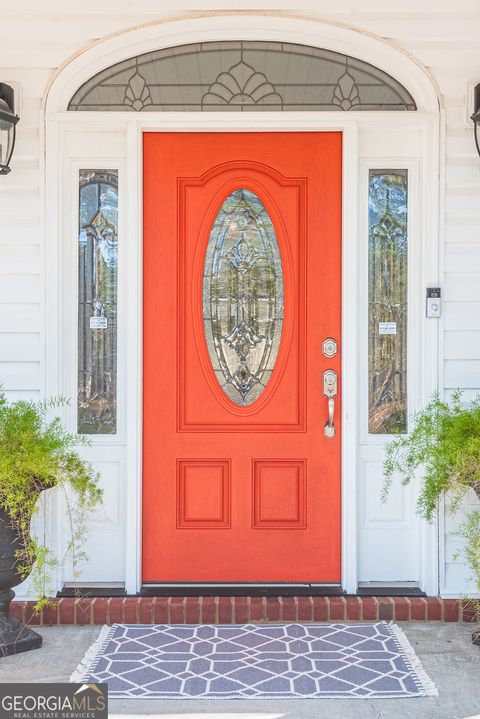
78 169 118 434
68 41 416 112
368 170 408 434
203 189 284 406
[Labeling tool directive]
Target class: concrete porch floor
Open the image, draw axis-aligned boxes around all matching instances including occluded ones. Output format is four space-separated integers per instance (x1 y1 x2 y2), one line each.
0 623 478 719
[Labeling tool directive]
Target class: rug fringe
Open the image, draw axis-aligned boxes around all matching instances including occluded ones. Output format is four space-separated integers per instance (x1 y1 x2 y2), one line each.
70 624 117 683
387 622 438 697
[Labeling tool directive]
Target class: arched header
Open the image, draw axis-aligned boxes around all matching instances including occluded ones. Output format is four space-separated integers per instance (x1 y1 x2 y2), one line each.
68 40 416 112
44 15 440 114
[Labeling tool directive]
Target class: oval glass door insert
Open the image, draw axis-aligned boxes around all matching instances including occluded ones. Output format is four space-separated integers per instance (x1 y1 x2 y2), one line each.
203 188 284 406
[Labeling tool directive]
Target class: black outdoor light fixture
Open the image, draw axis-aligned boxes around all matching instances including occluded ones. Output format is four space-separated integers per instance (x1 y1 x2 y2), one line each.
472 83 480 159
0 83 19 175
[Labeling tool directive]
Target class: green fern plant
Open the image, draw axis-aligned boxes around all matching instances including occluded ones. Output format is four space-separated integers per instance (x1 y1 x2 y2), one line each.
0 391 102 609
383 390 480 620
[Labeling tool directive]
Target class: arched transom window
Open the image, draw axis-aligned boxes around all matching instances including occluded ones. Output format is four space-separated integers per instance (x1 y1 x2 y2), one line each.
68 41 416 112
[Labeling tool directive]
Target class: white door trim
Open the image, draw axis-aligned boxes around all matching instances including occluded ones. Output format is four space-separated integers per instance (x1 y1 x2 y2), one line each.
125 114 361 595
133 117 360 594
45 112 439 596
43 14 441 596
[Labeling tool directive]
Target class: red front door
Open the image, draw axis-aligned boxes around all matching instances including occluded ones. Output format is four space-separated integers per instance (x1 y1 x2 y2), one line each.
143 132 342 583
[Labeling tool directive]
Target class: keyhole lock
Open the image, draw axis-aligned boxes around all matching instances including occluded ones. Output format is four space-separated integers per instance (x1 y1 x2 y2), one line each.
322 337 337 358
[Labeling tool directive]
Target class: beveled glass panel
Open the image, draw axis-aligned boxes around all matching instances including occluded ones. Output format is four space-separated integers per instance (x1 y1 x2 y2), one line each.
68 41 416 112
78 169 118 433
203 189 284 406
368 170 408 434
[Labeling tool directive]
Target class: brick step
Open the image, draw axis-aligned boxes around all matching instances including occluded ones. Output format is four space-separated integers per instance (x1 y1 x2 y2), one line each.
10 596 473 625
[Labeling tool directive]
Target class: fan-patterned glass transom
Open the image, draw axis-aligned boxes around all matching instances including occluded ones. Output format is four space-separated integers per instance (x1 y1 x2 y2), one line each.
203 189 284 407
68 41 416 112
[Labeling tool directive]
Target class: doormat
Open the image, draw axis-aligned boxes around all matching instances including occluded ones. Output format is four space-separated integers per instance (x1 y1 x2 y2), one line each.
70 622 437 699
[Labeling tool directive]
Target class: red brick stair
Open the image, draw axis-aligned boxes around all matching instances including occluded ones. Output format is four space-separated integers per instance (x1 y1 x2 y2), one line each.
10 596 471 625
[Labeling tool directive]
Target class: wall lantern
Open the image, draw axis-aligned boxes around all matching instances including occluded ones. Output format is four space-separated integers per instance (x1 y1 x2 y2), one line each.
472 83 480 158
0 83 19 175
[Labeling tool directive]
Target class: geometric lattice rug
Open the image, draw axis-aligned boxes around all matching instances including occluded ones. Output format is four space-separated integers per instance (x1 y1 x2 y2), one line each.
71 623 437 699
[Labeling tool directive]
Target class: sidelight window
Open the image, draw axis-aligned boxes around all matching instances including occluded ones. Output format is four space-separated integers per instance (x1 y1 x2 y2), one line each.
78 169 118 434
368 169 408 434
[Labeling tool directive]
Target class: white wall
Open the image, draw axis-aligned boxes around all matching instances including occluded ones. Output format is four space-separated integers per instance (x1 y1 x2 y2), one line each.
1 0 479 596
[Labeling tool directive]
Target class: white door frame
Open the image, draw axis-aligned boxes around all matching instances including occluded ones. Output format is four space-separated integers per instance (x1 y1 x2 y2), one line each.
43 14 441 596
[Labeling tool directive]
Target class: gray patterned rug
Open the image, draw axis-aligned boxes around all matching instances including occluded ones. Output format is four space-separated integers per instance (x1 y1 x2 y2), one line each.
71 622 437 699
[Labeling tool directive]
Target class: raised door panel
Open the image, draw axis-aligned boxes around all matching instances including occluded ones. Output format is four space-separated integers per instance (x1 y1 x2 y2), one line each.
176 459 231 528
252 459 307 529
178 164 306 431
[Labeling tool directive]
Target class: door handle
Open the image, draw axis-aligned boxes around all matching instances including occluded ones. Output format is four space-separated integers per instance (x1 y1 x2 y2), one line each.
323 369 338 438
325 397 335 438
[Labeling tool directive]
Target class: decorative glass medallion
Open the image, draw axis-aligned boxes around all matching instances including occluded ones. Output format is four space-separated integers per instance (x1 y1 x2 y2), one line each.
203 189 284 406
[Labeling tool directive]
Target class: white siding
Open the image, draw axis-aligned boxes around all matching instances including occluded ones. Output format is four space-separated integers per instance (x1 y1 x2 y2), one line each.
441 32 480 592
1 1 479 595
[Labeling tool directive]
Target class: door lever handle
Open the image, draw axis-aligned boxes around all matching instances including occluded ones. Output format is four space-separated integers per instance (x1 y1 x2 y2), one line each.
325 397 335 438
323 369 338 439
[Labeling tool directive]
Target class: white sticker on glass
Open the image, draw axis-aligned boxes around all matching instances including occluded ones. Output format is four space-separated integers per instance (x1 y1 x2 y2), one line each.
378 322 397 335
90 316 108 329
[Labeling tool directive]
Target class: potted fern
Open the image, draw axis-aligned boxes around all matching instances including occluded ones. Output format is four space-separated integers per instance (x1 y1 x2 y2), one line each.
383 391 480 644
0 392 102 656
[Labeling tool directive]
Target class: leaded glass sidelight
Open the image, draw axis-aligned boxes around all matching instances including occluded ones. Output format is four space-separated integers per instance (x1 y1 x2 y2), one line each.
203 189 284 406
78 169 118 434
368 170 408 434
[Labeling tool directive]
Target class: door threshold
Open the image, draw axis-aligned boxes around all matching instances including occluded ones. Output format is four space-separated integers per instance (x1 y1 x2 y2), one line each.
57 584 126 598
140 583 345 597
357 582 426 597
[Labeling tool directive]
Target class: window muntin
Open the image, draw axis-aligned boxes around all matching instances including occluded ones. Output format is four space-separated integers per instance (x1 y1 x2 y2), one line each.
202 189 284 407
368 170 408 435
78 169 118 434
